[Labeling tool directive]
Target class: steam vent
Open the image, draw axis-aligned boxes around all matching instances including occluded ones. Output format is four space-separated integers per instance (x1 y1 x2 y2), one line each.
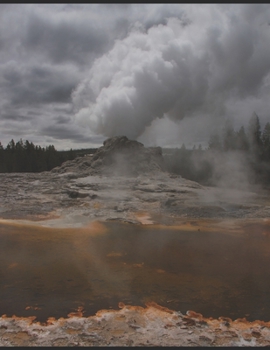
1 135 270 346
52 135 164 177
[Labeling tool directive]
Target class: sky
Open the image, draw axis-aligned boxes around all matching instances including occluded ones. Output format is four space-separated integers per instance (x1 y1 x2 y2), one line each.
0 4 270 150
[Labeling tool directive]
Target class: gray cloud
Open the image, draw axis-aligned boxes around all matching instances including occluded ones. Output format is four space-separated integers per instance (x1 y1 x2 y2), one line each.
0 4 270 150
55 115 72 125
1 62 80 105
22 14 109 65
0 113 33 122
41 124 105 146
41 125 88 140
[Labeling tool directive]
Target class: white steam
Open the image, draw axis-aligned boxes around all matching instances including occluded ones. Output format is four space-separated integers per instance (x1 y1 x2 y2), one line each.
72 5 270 140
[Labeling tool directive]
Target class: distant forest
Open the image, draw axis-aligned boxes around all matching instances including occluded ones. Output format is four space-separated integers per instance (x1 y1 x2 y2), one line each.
1 113 270 187
0 139 97 173
164 113 270 186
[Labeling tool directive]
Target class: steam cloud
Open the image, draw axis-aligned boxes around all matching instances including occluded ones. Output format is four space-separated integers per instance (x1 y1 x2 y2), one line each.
72 4 270 140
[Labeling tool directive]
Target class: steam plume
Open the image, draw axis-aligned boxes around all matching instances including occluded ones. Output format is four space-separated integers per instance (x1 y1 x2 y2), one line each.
72 5 270 139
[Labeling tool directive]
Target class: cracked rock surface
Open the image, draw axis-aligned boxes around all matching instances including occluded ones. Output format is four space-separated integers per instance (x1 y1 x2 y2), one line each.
1 170 270 227
1 303 270 346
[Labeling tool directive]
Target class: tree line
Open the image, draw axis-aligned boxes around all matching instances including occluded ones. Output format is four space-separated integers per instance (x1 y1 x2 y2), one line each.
2 112 270 187
208 112 270 160
164 113 270 187
0 139 97 173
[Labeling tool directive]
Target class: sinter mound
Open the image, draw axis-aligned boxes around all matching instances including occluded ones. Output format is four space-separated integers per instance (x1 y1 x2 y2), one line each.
52 135 164 177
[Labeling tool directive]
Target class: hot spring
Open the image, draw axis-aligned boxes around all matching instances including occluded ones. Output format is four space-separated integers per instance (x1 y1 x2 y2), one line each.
1 219 270 323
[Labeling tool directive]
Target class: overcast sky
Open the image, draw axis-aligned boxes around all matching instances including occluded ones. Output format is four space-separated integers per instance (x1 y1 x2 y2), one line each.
0 4 270 150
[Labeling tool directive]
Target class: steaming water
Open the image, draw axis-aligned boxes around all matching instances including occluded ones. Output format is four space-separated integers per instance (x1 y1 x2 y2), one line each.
1 220 270 323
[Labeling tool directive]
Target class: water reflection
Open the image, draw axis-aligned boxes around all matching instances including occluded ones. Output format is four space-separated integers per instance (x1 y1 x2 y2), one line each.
1 219 270 322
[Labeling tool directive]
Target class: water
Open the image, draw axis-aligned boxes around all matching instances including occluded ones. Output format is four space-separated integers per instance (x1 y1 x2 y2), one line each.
1 219 270 323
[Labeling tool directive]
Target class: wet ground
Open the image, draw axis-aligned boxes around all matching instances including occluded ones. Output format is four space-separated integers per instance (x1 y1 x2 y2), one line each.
1 168 270 345
1 218 270 324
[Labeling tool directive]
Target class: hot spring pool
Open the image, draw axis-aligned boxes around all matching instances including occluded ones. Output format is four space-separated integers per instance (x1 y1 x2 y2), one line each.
1 219 270 323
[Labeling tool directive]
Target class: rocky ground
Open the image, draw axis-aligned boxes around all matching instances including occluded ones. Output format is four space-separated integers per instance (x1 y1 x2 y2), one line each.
2 302 270 347
1 135 270 346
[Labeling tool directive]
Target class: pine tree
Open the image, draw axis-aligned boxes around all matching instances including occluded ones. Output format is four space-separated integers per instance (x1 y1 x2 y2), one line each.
235 126 249 151
262 122 270 161
223 121 236 151
0 141 6 172
248 112 263 157
180 143 186 151
208 134 222 151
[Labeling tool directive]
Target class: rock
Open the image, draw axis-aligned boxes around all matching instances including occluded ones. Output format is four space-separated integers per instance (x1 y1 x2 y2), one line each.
2 303 270 346
52 136 164 177
66 190 89 199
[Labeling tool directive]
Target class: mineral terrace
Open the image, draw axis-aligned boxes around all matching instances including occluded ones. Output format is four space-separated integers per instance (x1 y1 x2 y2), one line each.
1 135 270 346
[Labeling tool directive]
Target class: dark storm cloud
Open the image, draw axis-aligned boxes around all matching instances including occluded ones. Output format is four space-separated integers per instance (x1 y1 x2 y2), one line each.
0 4 270 149
55 115 72 125
22 13 110 65
0 113 33 121
0 4 160 148
1 62 80 106
41 124 104 145
73 134 106 145
41 125 86 140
